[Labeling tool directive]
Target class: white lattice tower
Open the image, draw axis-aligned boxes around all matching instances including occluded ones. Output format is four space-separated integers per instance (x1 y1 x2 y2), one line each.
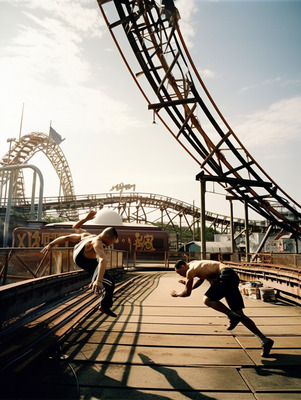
0 132 77 219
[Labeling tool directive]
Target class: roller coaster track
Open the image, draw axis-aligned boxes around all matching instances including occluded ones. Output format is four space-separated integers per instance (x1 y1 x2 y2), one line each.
97 0 301 238
0 132 78 219
4 192 266 233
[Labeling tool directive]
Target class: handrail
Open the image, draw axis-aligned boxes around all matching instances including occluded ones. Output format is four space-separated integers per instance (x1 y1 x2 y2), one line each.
0 164 44 246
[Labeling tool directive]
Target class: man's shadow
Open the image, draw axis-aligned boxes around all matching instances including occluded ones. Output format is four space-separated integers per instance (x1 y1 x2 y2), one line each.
138 354 218 400
258 352 301 381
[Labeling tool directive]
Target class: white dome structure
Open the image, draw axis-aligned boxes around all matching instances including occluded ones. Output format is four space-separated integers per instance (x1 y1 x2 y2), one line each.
92 209 123 226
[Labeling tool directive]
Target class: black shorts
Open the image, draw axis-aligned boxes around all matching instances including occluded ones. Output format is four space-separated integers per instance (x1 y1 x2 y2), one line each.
75 246 98 276
204 267 244 311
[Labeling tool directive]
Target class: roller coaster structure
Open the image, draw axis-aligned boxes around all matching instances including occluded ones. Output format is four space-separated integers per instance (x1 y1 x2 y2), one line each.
0 132 78 220
96 0 301 238
0 134 264 237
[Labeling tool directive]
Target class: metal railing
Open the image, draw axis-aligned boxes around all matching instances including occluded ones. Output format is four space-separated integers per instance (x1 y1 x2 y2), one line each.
1 247 301 305
0 247 127 285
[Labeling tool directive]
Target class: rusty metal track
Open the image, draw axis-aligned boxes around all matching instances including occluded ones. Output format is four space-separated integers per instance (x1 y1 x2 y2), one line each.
97 0 301 237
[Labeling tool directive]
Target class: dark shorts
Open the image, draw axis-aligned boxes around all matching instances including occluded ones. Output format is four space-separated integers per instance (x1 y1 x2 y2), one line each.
204 267 245 311
75 246 98 276
74 247 115 309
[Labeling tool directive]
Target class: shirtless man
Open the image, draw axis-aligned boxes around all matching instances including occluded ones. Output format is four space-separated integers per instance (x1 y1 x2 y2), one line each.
41 210 118 317
171 259 274 357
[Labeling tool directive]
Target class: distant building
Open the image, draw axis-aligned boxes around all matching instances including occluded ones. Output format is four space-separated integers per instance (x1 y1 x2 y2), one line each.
13 209 169 255
178 240 232 261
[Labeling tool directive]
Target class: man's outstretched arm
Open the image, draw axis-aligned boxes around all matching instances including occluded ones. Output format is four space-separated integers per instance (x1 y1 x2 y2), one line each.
178 277 204 290
72 209 97 233
41 233 83 254
171 278 194 297
89 239 107 294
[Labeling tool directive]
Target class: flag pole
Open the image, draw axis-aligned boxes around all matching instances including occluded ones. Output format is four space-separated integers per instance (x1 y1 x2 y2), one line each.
47 120 52 155
19 103 24 139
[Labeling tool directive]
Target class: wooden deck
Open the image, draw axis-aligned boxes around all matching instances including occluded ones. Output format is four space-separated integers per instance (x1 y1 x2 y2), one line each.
1 270 301 399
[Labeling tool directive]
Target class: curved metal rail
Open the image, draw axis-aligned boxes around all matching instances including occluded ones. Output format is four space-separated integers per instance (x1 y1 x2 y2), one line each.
97 0 301 238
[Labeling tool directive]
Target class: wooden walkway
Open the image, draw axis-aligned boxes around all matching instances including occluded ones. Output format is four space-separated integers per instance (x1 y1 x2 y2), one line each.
2 270 301 399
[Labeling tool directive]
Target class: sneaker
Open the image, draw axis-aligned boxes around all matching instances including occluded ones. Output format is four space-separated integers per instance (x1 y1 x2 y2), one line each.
99 306 117 317
227 312 242 330
261 338 274 357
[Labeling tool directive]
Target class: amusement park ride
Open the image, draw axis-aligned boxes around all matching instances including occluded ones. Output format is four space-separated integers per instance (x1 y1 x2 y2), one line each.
0 0 300 251
95 0 301 238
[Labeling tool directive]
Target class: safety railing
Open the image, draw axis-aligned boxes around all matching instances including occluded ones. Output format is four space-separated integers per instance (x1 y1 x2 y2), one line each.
0 247 127 285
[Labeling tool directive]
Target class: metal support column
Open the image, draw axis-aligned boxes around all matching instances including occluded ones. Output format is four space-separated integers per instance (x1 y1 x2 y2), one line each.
200 179 206 259
3 171 14 247
244 200 250 260
228 198 235 254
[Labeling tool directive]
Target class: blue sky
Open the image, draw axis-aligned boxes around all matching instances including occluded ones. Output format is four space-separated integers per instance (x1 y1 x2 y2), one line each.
0 0 300 220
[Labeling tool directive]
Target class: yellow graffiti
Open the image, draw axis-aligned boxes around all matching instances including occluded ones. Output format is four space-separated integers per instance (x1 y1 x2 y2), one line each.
110 182 136 193
28 231 41 247
16 233 26 247
16 230 71 248
133 233 155 252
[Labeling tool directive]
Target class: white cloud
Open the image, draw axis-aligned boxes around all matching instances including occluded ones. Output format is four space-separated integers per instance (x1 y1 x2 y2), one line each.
0 0 144 146
235 96 301 147
239 76 301 95
10 1 104 86
11 23 89 86
176 0 198 47
1 0 299 211
199 69 215 79
12 0 104 36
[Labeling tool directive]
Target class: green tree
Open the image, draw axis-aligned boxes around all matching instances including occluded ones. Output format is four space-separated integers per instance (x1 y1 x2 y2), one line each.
154 222 219 242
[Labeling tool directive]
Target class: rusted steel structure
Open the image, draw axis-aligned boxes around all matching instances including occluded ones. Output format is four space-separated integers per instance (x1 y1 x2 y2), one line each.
1 0 300 253
96 0 301 239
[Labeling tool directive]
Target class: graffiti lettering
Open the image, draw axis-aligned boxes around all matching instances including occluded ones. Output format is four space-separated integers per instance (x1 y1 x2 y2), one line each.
15 231 71 248
17 233 26 247
41 233 69 247
28 231 41 247
133 233 155 252
110 182 136 193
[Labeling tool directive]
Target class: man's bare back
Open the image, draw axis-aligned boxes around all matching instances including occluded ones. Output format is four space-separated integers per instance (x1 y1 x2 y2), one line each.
171 259 227 298
186 260 226 282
